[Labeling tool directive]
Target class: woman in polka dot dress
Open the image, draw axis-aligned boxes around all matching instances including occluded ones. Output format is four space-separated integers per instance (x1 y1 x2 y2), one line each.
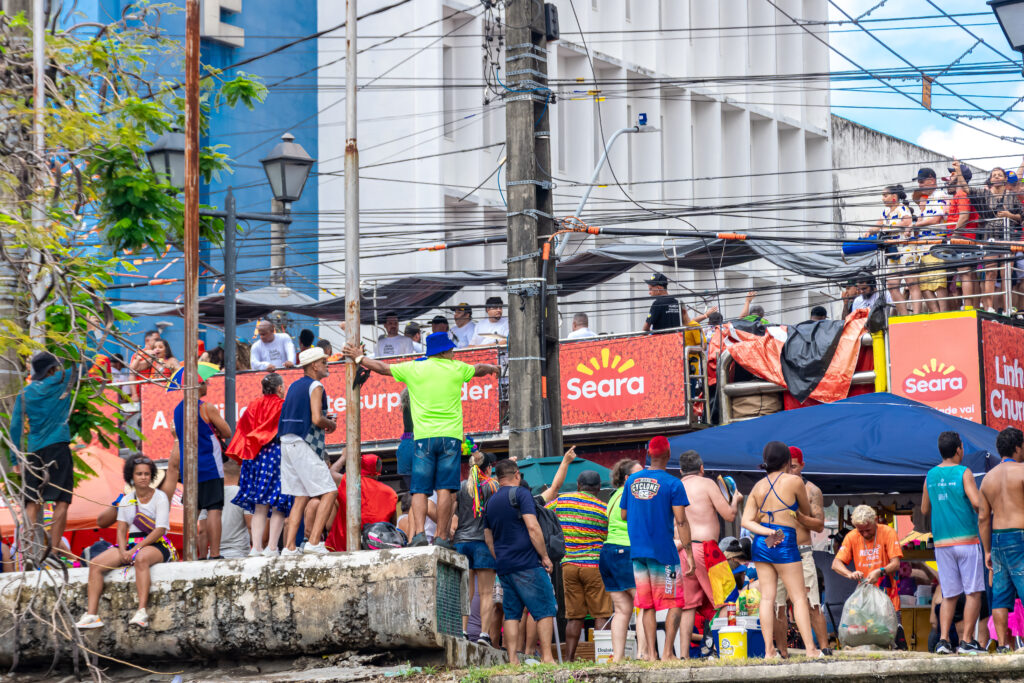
225 373 294 556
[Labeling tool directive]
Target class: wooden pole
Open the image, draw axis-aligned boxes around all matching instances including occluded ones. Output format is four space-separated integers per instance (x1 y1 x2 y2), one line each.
344 0 362 551
182 0 201 561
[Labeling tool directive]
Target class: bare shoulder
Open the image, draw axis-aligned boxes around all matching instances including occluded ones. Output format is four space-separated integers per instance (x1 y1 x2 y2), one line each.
805 479 823 499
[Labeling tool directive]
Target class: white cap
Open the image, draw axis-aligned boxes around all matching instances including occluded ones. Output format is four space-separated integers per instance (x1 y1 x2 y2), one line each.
297 347 327 367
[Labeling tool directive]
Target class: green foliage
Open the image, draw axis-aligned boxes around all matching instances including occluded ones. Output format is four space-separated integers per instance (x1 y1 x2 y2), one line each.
0 4 263 464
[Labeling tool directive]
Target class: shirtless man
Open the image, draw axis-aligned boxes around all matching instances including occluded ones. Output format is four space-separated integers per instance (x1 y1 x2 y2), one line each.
774 446 828 656
979 426 1024 653
676 450 742 658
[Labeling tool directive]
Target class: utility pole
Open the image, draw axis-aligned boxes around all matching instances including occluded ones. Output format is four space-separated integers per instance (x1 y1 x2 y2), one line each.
505 0 561 461
343 0 362 551
182 0 200 562
28 0 44 340
223 188 237 430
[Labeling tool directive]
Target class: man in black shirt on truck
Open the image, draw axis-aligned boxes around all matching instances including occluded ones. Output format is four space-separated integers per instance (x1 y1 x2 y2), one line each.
642 272 681 331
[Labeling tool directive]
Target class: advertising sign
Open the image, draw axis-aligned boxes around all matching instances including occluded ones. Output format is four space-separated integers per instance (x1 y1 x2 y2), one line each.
981 319 1024 430
889 314 981 422
140 347 500 459
560 333 688 427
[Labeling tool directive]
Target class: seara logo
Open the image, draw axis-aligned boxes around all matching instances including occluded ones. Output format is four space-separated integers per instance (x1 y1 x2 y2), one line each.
903 359 966 400
565 348 644 408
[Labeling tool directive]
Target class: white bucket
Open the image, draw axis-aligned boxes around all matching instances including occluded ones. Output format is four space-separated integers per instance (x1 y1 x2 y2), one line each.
594 629 637 662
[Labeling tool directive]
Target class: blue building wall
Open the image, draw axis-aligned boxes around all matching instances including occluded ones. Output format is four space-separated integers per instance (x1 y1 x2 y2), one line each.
78 1 320 361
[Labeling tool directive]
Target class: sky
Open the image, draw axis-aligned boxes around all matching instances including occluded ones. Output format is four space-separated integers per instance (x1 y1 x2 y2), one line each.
828 0 1024 170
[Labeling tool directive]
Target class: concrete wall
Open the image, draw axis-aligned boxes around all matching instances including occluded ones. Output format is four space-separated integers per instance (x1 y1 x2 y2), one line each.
0 548 469 667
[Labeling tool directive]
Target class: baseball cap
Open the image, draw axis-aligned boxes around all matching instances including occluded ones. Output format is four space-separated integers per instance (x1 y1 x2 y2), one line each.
404 322 420 335
915 167 937 182
789 446 804 465
577 470 602 490
451 302 473 313
1008 171 1019 185
646 272 668 287
485 296 503 307
944 165 973 183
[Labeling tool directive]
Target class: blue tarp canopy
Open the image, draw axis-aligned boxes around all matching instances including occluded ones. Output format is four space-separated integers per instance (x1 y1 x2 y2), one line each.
666 393 999 495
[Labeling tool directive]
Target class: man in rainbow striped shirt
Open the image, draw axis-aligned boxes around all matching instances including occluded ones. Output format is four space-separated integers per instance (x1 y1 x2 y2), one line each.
922 431 985 655
547 470 612 660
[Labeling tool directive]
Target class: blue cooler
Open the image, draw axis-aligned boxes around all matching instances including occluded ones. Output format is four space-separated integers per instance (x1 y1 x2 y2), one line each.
710 616 765 658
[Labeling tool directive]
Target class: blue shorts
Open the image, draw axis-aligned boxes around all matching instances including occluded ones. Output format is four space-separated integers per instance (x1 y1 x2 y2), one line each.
991 530 1024 610
499 566 558 621
599 543 634 592
751 524 801 564
456 540 497 571
411 436 461 495
397 437 415 487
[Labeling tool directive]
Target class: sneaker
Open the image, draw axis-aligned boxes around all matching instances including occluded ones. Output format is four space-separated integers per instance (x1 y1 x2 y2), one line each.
476 634 493 648
433 538 455 551
996 645 1013 654
128 608 148 628
957 640 984 655
935 639 953 654
408 533 429 548
248 548 261 557
820 648 833 657
280 547 302 557
261 547 279 557
75 613 104 630
302 542 328 556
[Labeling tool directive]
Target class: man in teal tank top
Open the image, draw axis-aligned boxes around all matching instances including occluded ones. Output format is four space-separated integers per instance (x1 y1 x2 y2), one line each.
921 431 985 655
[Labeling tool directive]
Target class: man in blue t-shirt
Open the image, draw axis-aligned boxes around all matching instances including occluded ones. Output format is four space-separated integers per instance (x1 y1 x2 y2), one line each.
621 435 694 660
484 458 557 666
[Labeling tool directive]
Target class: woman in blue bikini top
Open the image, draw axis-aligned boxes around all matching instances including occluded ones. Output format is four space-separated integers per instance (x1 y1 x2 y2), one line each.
741 441 822 659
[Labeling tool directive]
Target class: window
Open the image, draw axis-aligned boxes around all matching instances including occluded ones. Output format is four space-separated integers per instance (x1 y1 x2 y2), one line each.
443 46 455 139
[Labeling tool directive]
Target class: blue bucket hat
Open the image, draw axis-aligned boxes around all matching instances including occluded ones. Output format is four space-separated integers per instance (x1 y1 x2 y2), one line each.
418 331 456 360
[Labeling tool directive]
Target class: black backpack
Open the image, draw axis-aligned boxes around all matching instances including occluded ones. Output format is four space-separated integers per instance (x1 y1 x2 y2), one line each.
508 488 566 564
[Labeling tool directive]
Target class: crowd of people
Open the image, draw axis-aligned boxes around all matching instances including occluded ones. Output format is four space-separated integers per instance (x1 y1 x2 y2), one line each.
861 160 1024 316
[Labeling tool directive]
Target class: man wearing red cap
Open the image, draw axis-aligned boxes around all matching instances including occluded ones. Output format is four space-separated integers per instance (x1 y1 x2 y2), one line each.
620 435 695 660
773 445 828 656
325 453 398 551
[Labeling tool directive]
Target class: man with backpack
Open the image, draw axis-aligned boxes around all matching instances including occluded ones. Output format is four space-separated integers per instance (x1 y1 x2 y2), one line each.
484 458 558 665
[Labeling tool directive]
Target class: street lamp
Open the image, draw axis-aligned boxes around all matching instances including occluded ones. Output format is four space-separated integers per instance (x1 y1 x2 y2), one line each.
989 0 1024 71
144 132 315 430
260 132 315 203
145 129 187 189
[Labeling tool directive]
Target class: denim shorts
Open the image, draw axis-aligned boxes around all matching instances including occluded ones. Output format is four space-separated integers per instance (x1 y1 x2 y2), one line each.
499 566 558 621
991 530 1024 610
396 437 415 487
599 543 634 593
456 540 497 571
411 436 461 495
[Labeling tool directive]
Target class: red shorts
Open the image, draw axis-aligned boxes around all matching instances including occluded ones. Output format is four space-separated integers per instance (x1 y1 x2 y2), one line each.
680 541 714 610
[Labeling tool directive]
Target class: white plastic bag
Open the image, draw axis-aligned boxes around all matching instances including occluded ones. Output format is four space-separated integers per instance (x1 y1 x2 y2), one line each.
838 582 898 648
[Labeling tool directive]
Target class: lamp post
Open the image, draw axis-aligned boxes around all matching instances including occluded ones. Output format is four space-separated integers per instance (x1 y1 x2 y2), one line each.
261 133 315 286
145 132 315 429
989 0 1024 73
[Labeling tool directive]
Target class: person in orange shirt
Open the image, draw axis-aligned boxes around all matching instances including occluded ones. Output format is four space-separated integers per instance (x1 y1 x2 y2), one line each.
831 505 906 648
324 453 398 551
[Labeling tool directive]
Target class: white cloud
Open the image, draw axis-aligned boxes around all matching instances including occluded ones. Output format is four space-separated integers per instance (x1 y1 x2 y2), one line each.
916 117 1024 172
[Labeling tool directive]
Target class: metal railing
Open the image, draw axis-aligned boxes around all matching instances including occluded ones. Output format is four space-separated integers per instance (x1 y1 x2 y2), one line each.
683 345 710 425
716 333 876 425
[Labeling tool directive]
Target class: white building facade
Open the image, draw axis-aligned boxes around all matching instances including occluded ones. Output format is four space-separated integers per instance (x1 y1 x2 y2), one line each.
316 0 836 345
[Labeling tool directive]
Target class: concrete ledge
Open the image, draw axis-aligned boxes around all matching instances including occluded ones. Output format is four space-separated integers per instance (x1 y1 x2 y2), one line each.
487 653 1024 683
0 547 471 667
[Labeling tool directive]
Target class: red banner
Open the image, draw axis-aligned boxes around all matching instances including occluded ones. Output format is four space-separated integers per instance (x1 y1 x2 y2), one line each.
889 313 981 423
140 348 500 459
981 318 1024 430
559 333 688 427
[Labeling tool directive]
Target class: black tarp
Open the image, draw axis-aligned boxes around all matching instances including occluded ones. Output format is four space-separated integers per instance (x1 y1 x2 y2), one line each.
116 239 874 324
780 319 845 402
